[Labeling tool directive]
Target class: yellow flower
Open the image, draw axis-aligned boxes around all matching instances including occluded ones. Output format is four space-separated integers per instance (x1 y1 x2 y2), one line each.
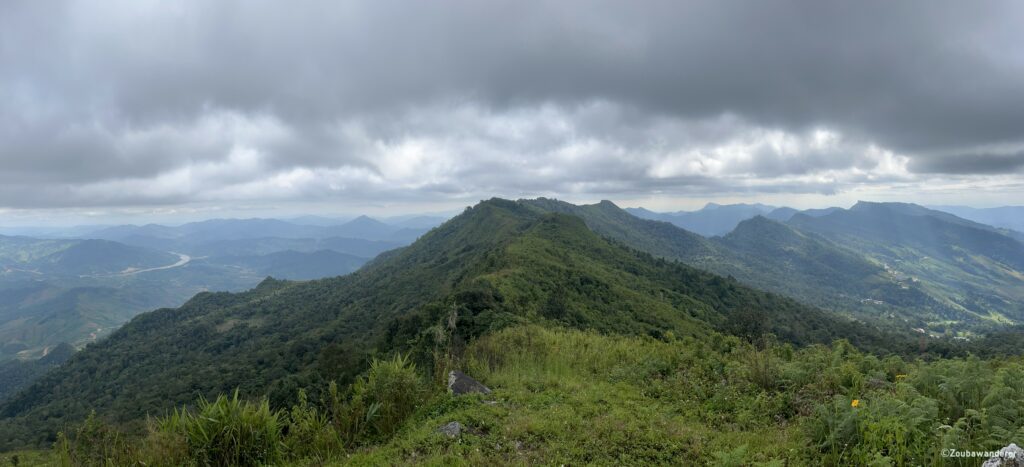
896 374 908 381
851 399 860 408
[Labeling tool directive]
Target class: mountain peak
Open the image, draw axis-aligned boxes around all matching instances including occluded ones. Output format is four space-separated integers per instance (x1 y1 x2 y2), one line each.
850 201 929 214
725 215 801 241
347 215 381 224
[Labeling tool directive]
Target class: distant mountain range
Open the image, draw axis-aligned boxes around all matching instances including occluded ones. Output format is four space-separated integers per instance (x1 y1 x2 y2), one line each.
539 199 1024 333
0 214 448 362
929 205 1024 236
627 202 1024 241
626 203 777 236
85 215 437 254
789 202 1024 325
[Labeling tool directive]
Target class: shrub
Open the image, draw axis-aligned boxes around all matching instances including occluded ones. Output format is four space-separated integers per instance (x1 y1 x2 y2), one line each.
330 353 427 445
283 390 343 461
54 412 135 467
158 390 283 467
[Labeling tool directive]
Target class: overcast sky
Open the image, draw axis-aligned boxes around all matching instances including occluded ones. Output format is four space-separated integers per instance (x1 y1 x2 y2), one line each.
2 0 1023 224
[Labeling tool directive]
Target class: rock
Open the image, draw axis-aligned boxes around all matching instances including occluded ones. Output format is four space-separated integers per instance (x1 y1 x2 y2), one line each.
983 444 1024 467
448 370 492 395
437 421 464 438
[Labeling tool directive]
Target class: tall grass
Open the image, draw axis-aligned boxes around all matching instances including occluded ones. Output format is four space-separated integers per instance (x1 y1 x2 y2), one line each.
55 412 134 467
159 390 283 467
329 353 427 445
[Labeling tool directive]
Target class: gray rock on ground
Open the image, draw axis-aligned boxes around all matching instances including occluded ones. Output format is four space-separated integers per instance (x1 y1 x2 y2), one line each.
437 421 464 438
983 444 1024 467
448 370 492 395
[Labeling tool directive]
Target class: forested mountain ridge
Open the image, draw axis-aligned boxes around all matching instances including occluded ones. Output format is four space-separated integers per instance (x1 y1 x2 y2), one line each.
0 343 75 402
537 198 1024 334
715 216 947 321
0 198 907 449
789 201 1024 328
522 198 954 330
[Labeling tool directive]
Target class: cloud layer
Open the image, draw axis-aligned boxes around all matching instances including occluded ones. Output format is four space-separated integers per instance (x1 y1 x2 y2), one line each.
2 0 1023 212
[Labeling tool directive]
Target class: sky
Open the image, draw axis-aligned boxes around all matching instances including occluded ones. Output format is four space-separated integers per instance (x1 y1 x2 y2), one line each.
2 0 1024 225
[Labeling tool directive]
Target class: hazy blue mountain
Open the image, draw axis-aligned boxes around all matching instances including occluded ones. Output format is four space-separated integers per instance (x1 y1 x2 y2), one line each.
385 215 449 229
0 230 398 362
285 215 352 226
88 216 429 252
1 237 180 277
930 205 1024 235
29 240 181 276
208 250 368 281
765 206 841 222
184 236 403 258
626 203 776 236
323 215 400 239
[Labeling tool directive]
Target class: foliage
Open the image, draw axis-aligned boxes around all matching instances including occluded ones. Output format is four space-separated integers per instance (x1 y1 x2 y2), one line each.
28 324 1024 465
54 412 135 466
158 390 283 467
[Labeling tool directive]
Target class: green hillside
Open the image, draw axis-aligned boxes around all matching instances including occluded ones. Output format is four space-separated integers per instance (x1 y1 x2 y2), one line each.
715 216 953 326
0 343 75 402
520 199 952 330
0 199 904 450
790 202 1024 330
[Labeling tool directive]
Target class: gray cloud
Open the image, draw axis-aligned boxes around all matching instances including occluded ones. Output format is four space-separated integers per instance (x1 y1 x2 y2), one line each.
911 152 1024 174
1 0 1023 211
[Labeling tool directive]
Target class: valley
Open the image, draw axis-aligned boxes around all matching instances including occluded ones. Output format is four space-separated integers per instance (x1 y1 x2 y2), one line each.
0 199 1022 465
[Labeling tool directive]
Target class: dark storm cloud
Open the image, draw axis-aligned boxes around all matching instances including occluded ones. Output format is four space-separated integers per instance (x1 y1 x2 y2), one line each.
0 0 1022 209
911 152 1024 174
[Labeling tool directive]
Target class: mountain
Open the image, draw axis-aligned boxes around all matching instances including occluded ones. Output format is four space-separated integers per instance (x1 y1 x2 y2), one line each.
326 215 397 238
523 199 995 331
0 343 74 402
626 203 776 236
385 215 449 229
0 235 77 265
765 206 841 222
525 198 719 260
208 250 368 281
183 236 402 258
0 237 204 360
88 217 429 255
0 198 904 448
930 205 1024 236
0 232 391 362
714 216 948 323
789 201 1024 327
30 240 180 276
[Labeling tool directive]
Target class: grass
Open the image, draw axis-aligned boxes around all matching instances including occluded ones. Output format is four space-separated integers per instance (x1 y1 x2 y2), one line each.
0 450 56 467
342 325 805 466
19 323 1024 465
